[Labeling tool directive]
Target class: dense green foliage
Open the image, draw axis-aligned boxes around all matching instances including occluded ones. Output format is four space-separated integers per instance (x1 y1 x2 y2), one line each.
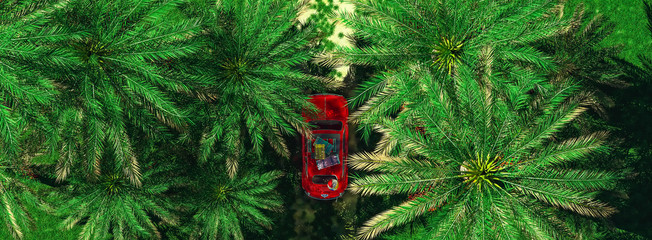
0 0 650 239
170 0 338 178
46 0 203 185
320 0 571 144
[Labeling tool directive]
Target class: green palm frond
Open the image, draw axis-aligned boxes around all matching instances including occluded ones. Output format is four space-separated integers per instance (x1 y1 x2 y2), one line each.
347 71 392 109
508 103 586 159
348 68 423 138
521 131 608 169
497 196 559 240
0 120 60 240
514 169 618 191
0 105 19 157
504 179 615 218
357 188 458 240
350 173 450 197
0 2 76 238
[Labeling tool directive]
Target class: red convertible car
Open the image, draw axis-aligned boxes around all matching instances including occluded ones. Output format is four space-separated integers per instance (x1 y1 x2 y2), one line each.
301 94 349 200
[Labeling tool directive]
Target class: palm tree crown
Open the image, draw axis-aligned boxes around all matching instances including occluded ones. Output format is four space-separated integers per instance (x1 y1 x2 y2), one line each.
178 0 340 177
46 0 202 185
347 66 618 239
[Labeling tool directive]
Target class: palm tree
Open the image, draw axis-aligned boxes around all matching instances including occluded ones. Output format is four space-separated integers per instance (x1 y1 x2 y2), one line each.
346 65 618 239
56 161 178 240
175 0 340 177
184 161 284 240
43 0 202 185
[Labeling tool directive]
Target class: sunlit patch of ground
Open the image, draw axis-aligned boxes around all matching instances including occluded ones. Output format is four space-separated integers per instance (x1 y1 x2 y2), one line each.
298 0 355 81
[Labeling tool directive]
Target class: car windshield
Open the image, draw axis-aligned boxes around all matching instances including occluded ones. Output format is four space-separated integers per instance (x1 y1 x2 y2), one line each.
309 120 342 130
312 175 337 184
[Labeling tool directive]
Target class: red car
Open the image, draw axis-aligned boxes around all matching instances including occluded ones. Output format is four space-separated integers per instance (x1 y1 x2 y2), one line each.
301 94 349 200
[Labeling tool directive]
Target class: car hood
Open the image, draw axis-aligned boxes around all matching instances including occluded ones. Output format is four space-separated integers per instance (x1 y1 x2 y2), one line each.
306 95 348 121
